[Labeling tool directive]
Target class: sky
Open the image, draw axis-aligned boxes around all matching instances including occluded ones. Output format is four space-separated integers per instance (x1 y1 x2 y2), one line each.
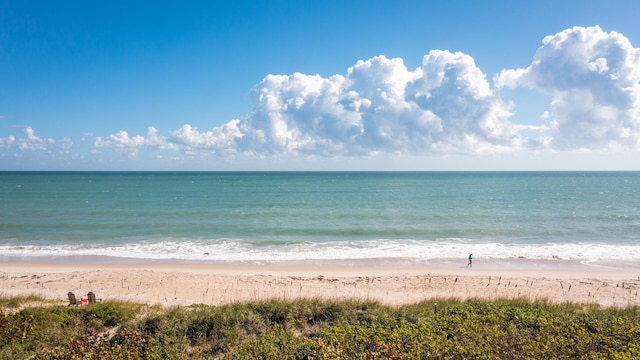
1 0 640 171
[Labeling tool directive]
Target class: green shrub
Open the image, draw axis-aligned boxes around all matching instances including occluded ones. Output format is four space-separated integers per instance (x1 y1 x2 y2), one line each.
1 297 639 359
225 324 318 360
34 328 184 360
79 302 137 328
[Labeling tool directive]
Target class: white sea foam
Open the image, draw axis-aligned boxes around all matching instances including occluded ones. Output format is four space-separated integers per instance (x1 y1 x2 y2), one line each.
1 239 639 263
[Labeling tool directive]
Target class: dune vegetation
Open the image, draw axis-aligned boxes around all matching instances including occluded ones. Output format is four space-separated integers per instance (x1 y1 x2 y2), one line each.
1 295 639 359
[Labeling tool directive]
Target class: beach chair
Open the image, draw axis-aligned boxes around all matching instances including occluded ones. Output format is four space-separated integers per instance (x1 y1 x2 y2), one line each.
67 292 80 306
87 291 102 304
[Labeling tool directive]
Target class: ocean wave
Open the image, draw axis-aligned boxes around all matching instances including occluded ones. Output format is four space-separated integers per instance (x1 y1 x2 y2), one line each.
1 239 639 263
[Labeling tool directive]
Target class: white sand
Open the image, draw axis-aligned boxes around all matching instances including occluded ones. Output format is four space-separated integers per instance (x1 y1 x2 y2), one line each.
1 260 639 308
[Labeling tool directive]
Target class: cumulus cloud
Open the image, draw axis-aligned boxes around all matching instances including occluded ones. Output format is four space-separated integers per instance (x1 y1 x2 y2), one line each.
93 26 640 160
94 123 244 158
238 52 520 156
0 126 54 151
407 50 519 153
170 121 243 154
95 126 175 150
496 25 640 150
96 51 520 158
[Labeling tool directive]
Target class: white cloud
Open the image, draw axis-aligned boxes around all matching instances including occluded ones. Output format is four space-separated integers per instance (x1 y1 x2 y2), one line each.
0 126 54 151
95 126 181 150
96 52 521 158
93 123 244 159
496 26 640 150
169 121 243 155
91 26 640 163
238 71 358 156
236 52 520 156
407 50 520 154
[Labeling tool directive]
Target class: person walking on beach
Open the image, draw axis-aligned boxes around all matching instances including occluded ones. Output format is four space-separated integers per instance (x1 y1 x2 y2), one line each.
467 253 473 268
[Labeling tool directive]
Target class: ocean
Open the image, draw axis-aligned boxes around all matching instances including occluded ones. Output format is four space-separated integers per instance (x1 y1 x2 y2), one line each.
1 171 639 267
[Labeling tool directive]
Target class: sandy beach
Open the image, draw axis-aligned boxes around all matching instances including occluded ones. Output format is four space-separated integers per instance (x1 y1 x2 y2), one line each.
2 258 639 308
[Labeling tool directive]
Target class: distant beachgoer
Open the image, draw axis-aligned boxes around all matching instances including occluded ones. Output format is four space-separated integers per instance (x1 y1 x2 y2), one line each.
467 254 473 268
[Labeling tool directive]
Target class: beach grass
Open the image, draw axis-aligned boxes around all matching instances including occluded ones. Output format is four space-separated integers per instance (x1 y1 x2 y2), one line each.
2 296 639 359
0 294 51 309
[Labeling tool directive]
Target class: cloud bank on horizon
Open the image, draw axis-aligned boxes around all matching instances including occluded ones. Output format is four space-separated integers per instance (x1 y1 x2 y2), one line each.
3 26 640 166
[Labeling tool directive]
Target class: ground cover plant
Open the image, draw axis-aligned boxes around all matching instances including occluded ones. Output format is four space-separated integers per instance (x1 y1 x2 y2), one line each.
1 295 639 359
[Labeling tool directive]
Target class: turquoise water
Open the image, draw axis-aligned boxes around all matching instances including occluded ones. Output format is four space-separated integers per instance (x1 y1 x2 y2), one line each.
1 171 639 263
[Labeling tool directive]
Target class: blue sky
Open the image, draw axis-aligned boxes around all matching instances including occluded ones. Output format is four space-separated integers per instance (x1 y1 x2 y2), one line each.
2 0 640 170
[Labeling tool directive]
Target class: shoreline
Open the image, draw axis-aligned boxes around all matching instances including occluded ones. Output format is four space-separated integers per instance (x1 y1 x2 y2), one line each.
2 259 639 308
3 254 640 271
